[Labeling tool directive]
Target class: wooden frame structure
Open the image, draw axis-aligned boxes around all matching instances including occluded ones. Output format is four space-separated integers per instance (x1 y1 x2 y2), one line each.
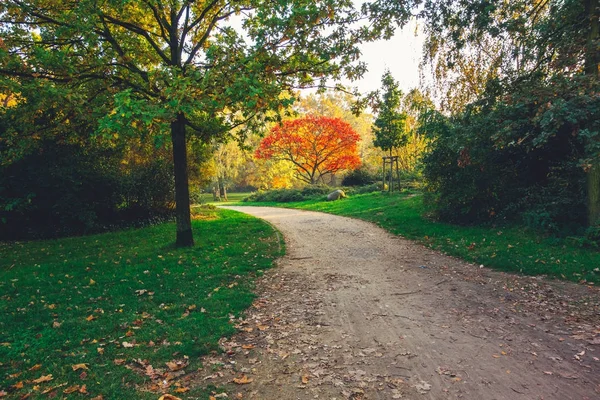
382 155 400 192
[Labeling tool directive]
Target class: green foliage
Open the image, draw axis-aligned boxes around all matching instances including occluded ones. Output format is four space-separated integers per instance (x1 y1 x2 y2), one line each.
372 70 408 154
0 208 283 399
245 186 332 203
420 74 595 235
0 138 176 240
341 167 378 186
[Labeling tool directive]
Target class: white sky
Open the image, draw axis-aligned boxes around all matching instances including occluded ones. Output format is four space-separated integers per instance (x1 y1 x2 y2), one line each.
349 19 424 95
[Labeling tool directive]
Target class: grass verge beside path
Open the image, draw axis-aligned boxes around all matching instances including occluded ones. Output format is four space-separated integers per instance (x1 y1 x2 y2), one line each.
0 207 283 399
243 192 600 285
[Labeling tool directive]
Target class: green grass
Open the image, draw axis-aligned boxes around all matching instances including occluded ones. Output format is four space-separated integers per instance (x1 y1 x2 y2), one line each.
0 207 283 399
196 192 251 205
244 191 600 285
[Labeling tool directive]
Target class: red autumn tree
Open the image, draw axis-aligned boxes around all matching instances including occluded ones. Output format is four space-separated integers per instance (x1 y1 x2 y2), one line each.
255 116 361 184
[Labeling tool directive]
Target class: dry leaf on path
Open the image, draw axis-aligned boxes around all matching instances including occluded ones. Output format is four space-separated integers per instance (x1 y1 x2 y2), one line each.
301 375 309 384
233 375 253 384
158 395 182 400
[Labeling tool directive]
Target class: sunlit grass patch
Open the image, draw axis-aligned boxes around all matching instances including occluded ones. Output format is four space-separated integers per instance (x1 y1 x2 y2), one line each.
0 208 283 399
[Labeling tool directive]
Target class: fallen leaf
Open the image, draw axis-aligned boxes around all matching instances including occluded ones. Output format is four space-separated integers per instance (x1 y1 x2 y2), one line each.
32 374 53 384
12 381 24 389
241 344 254 349
80 371 88 380
166 360 189 372
97 347 104 355
233 375 253 385
301 375 309 384
63 385 81 394
113 359 126 365
257 325 269 331
173 387 189 393
90 396 103 400
52 321 61 328
72 363 88 371
86 315 96 321
79 385 87 394
122 341 134 348
158 395 182 400
89 279 96 285
0 391 7 397
28 364 42 371
543 371 553 375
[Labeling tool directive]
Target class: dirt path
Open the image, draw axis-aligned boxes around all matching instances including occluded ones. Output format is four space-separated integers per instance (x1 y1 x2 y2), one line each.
192 206 600 399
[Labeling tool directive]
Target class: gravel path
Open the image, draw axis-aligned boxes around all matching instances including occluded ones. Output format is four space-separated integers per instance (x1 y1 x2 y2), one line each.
189 206 600 399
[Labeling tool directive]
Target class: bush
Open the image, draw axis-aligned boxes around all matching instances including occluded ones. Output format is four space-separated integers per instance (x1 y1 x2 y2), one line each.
421 77 590 235
342 168 378 186
245 185 332 203
0 139 175 240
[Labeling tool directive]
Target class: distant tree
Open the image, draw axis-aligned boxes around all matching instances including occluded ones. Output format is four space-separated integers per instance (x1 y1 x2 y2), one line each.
372 71 408 156
255 116 361 184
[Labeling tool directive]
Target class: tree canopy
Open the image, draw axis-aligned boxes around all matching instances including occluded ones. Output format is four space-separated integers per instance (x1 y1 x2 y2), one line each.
255 115 361 184
372 70 408 155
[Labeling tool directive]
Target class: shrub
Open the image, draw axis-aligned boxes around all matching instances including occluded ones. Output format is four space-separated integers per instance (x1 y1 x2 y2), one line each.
342 168 378 186
245 186 332 203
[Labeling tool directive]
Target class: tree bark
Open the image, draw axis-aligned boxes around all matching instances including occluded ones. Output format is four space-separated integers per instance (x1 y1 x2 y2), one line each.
586 0 600 225
171 113 194 247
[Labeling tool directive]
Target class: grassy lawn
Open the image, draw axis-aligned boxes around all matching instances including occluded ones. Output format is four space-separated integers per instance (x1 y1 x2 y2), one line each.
195 192 251 205
243 191 600 285
0 207 283 399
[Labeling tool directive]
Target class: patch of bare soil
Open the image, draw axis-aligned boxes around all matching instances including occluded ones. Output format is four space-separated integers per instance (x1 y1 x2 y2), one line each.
185 206 600 399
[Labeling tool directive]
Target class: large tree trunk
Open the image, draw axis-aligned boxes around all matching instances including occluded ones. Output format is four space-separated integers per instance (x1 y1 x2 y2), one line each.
171 113 194 247
586 0 600 225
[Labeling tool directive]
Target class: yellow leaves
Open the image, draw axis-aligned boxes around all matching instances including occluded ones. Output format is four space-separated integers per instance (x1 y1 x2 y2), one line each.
165 359 189 372
233 375 253 385
71 363 88 371
158 395 182 400
63 384 87 394
89 279 96 285
46 304 56 310
97 347 104 355
32 374 53 383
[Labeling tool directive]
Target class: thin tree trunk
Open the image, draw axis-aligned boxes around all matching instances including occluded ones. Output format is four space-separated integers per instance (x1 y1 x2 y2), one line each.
171 113 194 247
586 0 600 225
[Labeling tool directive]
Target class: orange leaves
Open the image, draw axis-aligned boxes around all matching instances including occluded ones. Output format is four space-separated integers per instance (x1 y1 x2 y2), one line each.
255 116 361 184
233 375 253 384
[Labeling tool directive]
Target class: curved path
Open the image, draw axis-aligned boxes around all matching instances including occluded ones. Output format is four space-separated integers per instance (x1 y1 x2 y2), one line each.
195 206 600 399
